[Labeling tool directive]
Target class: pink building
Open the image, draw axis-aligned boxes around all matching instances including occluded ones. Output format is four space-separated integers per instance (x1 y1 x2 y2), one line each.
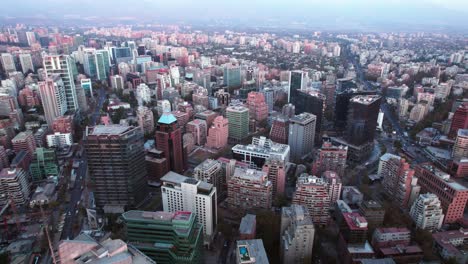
322 170 342 206
206 116 228 149
177 102 194 119
269 117 289 144
186 119 207 146
312 141 347 178
380 153 415 208
52 115 74 135
192 92 209 109
18 87 40 108
292 174 330 225
12 131 36 157
172 111 189 132
195 110 219 128
262 159 286 198
246 92 268 122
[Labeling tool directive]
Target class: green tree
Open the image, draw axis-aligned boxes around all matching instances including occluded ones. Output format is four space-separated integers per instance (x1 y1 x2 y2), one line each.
393 140 403 150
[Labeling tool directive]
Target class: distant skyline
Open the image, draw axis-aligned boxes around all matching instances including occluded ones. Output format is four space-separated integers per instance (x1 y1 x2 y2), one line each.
3 0 468 31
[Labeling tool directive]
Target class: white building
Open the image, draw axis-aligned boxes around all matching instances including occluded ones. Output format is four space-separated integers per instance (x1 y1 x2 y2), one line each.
232 136 290 166
161 171 217 244
19 53 34 74
43 55 79 111
136 83 151 105
110 75 125 90
0 168 30 206
193 159 225 198
1 53 16 72
47 132 73 148
280 205 315 264
409 193 444 231
156 100 171 116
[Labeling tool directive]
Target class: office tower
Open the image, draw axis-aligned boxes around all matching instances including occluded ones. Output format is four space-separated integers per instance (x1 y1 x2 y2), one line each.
39 77 68 126
379 153 415 208
359 200 385 228
409 193 444 231
313 141 348 178
346 95 381 146
288 113 316 161
46 132 73 148
223 64 241 88
226 105 249 142
227 167 272 210
136 83 151 105
19 53 34 73
371 227 411 251
136 106 154 135
449 102 468 139
246 92 268 122
43 55 78 111
322 171 342 206
340 212 368 245
453 129 468 159
193 159 225 199
289 70 306 102
292 174 330 225
294 90 325 142
75 84 88 112
58 234 154 264
261 87 275 112
262 158 286 198
122 211 203 264
112 47 132 63
156 100 171 116
232 136 290 167
12 131 36 157
206 116 229 149
0 168 30 206
110 75 125 90
415 163 468 224
280 205 315 264
161 171 217 243
155 112 184 173
29 147 59 182
1 53 16 72
334 90 376 131
80 78 93 95
187 119 207 146
323 83 336 111
282 103 296 118
236 239 269 264
85 126 147 211
270 117 289 144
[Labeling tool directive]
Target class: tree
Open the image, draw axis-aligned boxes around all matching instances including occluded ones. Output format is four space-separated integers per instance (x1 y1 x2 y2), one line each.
111 107 127 124
393 140 403 150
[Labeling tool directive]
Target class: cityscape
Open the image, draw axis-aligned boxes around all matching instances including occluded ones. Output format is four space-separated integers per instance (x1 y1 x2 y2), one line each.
0 0 467 263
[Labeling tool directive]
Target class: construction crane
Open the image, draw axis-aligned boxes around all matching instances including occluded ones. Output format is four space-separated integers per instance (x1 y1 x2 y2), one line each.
40 204 57 264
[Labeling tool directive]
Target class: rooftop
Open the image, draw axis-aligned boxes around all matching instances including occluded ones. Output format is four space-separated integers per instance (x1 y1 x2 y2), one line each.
432 228 468 256
380 245 423 255
458 129 468 137
420 163 467 191
161 171 214 192
237 239 269 264
158 112 177 124
290 112 316 124
239 214 256 235
350 95 381 105
347 240 374 254
343 212 368 230
0 168 22 179
12 131 33 141
233 167 269 183
89 125 133 136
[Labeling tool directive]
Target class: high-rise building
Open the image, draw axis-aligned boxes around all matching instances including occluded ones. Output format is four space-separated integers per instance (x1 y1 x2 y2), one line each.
340 212 368 245
292 174 330 225
156 100 171 116
80 78 93 95
122 210 203 264
43 55 78 111
334 90 376 131
187 119 207 146
85 126 147 211
136 106 154 135
280 205 315 264
415 163 468 224
0 168 30 206
449 102 468 139
52 115 74 135
193 159 225 199
0 146 9 170
110 75 125 90
379 153 415 208
46 132 73 148
246 92 268 122
19 53 34 74
359 200 385 228
409 193 444 231
312 141 348 178
161 171 217 243
346 95 381 146
29 147 59 182
136 83 151 105
223 64 241 88
289 70 306 102
12 130 36 157
227 167 272 210
226 105 249 142
322 171 342 206
232 136 290 167
206 116 229 149
453 129 468 159
294 89 325 143
262 158 286 198
38 76 68 126
155 112 184 173
1 53 16 72
270 117 289 144
288 113 316 161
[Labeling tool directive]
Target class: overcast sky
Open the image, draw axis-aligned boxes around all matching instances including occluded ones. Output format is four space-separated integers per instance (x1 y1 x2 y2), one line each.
4 0 468 30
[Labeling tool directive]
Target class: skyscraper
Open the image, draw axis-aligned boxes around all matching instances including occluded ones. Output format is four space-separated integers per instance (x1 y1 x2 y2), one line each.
187 119 208 146
294 89 326 143
379 153 415 208
409 193 444 231
19 53 34 74
39 76 68 127
312 141 348 178
292 174 330 225
334 90 376 131
136 106 154 135
155 112 184 173
1 53 16 72
288 113 316 161
322 170 342 206
262 158 286 198
85 126 148 211
43 55 78 111
228 167 272 210
161 171 217 243
226 105 249 142
206 116 229 149
246 92 268 122
449 102 468 139
280 205 315 264
289 70 306 102
346 95 381 146
193 159 225 199
270 117 289 144
223 64 241 88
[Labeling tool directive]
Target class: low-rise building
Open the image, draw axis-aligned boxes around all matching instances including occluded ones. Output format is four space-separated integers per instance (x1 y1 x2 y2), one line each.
239 214 257 240
432 228 468 264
